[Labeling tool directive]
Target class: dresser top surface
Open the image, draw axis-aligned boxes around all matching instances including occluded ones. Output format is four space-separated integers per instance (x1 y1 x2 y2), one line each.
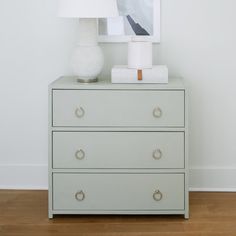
50 77 185 90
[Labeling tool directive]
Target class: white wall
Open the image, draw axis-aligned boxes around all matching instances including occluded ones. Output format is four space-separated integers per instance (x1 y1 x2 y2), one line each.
0 0 236 190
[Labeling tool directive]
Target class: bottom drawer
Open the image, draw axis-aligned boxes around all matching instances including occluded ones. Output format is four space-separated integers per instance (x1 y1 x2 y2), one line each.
53 173 185 211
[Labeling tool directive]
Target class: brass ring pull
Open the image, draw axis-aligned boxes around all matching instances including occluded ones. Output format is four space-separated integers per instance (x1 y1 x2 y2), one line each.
153 107 162 118
75 149 85 160
153 149 162 160
75 107 85 118
153 190 163 202
75 191 85 201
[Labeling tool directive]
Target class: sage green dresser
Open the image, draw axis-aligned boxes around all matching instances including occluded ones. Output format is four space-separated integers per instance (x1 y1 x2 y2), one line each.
48 77 189 219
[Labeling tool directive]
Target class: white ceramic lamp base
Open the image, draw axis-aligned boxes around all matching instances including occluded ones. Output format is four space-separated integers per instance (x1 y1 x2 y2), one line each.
72 45 104 83
72 19 104 83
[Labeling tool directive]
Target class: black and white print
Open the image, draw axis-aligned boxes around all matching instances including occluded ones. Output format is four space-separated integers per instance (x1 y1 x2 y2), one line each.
99 0 153 36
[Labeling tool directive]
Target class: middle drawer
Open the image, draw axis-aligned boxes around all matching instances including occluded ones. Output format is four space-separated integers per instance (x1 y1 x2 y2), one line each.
53 132 184 169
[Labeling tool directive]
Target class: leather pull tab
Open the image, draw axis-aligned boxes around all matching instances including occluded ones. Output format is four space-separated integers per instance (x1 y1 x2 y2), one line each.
138 70 143 81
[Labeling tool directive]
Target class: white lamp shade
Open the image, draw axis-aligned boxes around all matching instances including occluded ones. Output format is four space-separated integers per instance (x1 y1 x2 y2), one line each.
58 0 119 18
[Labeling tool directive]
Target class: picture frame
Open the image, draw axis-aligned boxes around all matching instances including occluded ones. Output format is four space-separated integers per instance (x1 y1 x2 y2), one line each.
98 0 161 43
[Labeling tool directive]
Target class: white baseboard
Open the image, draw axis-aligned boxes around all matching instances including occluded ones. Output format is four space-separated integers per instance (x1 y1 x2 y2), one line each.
0 164 48 190
0 165 236 192
189 167 236 192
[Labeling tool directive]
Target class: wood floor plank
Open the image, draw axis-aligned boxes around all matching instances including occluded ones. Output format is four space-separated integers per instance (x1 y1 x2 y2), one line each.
0 191 236 236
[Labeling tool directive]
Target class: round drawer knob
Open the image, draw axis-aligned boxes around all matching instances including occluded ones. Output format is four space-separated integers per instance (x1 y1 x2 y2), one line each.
75 191 85 201
75 107 85 118
153 107 162 118
153 149 162 160
75 149 85 160
153 190 163 202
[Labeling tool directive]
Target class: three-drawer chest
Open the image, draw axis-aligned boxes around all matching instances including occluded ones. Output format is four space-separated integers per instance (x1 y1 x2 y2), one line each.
48 77 189 219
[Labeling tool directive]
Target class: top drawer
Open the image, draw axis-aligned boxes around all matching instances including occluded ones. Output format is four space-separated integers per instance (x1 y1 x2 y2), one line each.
52 90 185 127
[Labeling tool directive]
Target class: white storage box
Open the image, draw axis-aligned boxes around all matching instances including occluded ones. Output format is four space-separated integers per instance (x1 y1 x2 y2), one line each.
112 65 168 84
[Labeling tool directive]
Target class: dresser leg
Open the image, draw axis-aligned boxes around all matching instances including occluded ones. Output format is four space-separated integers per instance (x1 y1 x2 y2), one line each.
184 212 189 219
48 212 54 219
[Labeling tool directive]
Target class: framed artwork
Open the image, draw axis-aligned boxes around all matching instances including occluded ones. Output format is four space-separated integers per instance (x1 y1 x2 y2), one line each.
98 0 161 43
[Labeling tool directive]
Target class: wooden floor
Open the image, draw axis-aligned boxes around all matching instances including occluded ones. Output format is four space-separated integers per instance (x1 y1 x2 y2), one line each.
0 191 236 236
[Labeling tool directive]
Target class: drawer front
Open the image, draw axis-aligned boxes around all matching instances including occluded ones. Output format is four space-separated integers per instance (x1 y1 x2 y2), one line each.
53 173 185 211
53 132 184 169
52 90 184 127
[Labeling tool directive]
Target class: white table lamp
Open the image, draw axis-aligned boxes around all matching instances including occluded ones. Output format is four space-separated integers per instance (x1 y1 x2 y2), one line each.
58 0 118 83
128 37 153 81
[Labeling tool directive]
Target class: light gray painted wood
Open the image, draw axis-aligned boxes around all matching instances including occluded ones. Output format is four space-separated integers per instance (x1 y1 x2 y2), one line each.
48 87 53 219
53 90 185 127
50 77 185 90
53 173 185 211
48 76 189 218
185 89 190 219
51 127 186 132
53 132 184 169
51 169 186 174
